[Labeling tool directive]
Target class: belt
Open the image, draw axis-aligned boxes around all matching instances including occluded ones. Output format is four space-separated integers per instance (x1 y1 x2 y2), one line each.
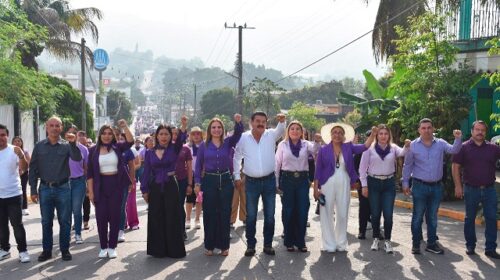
466 184 493 189
205 170 231 176
41 178 69 188
413 178 441 186
246 172 274 181
167 171 176 177
282 171 308 178
368 174 394 180
70 175 85 180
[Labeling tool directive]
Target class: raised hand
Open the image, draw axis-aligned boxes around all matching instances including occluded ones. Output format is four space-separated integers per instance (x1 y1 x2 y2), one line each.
117 119 128 129
404 139 411 148
453 129 462 139
276 113 286 123
13 146 25 159
65 132 76 143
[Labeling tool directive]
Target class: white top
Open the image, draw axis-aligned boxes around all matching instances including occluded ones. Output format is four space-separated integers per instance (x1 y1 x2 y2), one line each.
99 152 119 173
359 144 408 187
131 148 139 158
233 121 286 180
275 140 319 186
189 143 201 172
0 144 22 198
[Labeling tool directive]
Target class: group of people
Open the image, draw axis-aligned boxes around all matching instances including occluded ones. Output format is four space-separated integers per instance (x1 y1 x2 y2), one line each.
0 112 499 264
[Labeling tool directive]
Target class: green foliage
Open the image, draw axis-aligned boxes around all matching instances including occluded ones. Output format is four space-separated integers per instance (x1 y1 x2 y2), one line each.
200 87 236 121
107 89 133 124
279 80 343 109
244 77 283 118
130 81 146 107
485 37 500 130
342 109 362 128
287 101 325 132
201 114 234 133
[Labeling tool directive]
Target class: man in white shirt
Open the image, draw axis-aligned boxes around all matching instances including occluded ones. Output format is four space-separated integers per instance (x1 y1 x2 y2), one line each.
0 124 30 263
234 112 286 256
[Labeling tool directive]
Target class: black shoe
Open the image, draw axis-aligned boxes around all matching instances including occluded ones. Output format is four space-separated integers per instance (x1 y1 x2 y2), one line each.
485 250 500 259
183 232 188 241
411 246 421 254
38 251 52 262
466 247 476 255
263 246 275 256
425 244 444 254
61 250 72 261
244 248 256 257
357 233 366 240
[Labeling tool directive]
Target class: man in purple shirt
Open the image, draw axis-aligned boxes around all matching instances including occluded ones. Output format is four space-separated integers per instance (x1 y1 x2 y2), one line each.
402 118 462 255
67 126 89 245
452 120 500 259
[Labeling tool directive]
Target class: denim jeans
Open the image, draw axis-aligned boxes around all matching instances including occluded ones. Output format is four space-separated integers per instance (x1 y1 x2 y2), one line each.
39 182 72 252
464 185 498 252
0 195 27 252
70 176 86 235
367 176 396 240
411 181 443 247
281 173 309 248
245 174 276 248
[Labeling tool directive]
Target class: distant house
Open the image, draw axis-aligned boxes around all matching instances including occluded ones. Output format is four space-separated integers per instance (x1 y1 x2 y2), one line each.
311 100 354 123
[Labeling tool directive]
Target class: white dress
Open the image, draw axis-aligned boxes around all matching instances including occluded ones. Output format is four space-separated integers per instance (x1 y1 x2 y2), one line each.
319 154 351 252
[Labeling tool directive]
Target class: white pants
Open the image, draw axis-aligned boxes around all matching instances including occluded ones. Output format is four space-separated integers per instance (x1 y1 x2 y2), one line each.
320 172 351 252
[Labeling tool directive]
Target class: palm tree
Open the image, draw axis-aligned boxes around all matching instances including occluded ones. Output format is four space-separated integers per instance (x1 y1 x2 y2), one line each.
364 0 498 64
15 0 103 69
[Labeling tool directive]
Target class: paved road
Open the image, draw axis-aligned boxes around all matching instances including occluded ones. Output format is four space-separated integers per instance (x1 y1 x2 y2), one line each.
0 189 498 280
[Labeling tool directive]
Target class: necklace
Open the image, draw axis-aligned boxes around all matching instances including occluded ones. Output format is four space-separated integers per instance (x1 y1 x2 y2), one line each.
335 151 341 169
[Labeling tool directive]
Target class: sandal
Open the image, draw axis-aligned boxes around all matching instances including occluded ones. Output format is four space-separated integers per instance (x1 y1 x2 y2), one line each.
204 250 213 256
220 250 229 256
299 247 308 253
287 247 295 252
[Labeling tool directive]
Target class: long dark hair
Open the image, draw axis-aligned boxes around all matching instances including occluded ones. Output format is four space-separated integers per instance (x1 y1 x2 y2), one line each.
96 125 117 147
154 124 173 149
12 136 24 150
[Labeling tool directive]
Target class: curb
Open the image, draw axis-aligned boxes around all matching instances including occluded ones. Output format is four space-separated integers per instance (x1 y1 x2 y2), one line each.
351 191 500 230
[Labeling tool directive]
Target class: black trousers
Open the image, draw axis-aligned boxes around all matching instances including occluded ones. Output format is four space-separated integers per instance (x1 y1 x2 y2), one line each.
20 172 28 210
0 195 27 252
357 187 371 234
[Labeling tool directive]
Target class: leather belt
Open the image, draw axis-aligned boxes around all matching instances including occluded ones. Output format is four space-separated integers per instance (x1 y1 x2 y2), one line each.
282 171 308 178
205 170 231 176
413 178 441 186
70 175 85 180
41 178 69 188
368 174 394 180
246 173 274 181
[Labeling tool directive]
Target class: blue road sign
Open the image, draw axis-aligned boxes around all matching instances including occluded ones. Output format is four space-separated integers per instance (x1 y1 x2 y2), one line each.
93 49 109 71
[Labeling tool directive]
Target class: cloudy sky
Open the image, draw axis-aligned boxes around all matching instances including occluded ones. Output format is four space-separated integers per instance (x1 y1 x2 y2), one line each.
71 0 386 79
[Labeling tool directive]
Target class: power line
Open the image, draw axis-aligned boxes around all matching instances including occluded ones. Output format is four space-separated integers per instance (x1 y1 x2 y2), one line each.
275 0 425 83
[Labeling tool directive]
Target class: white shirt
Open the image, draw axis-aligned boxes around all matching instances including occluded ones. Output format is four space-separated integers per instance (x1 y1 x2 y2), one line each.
0 144 22 198
233 121 285 180
359 144 408 187
99 152 119 173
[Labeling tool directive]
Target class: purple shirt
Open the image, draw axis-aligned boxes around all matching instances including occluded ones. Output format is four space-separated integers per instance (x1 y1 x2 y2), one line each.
452 139 500 187
175 145 193 181
195 122 243 184
402 137 462 188
314 142 368 188
69 143 89 178
140 132 187 193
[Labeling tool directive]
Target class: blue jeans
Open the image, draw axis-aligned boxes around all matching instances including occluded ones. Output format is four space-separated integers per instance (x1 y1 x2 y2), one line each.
281 173 310 248
245 174 276 248
201 173 234 250
367 176 396 240
464 185 498 252
70 176 86 235
39 182 72 252
411 181 443 247
120 186 129 230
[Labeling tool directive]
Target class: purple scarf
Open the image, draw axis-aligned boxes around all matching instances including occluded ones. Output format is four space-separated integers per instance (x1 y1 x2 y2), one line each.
101 143 113 152
192 144 199 157
289 139 302 158
375 144 391 160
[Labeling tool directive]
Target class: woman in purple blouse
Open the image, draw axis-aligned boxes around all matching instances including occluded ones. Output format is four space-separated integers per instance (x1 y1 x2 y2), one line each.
140 117 188 258
194 114 243 256
313 123 376 252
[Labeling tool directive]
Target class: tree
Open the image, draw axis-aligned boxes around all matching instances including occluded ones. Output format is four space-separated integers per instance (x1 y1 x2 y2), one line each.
107 89 132 124
130 82 146 107
244 77 283 118
279 80 343 109
485 37 500 130
15 0 102 69
287 101 325 132
342 109 362 129
200 87 236 121
201 114 234 133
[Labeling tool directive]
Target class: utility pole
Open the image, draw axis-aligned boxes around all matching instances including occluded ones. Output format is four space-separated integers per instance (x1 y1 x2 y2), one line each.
193 84 197 123
80 38 86 132
225 22 255 114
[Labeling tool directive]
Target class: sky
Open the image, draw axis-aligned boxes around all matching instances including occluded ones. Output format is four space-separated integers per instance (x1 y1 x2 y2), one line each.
70 0 387 80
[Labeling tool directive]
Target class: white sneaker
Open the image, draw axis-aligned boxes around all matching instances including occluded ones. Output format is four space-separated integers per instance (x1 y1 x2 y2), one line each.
98 249 108 258
371 238 380 251
0 249 11 260
185 221 191 229
118 230 125 243
384 240 393 254
75 234 83 244
19 251 30 263
107 248 117 259
22 209 30 216
131 225 140 230
194 220 201 229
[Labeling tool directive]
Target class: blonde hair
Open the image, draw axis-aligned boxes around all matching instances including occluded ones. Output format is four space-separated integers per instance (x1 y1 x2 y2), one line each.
284 121 305 141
